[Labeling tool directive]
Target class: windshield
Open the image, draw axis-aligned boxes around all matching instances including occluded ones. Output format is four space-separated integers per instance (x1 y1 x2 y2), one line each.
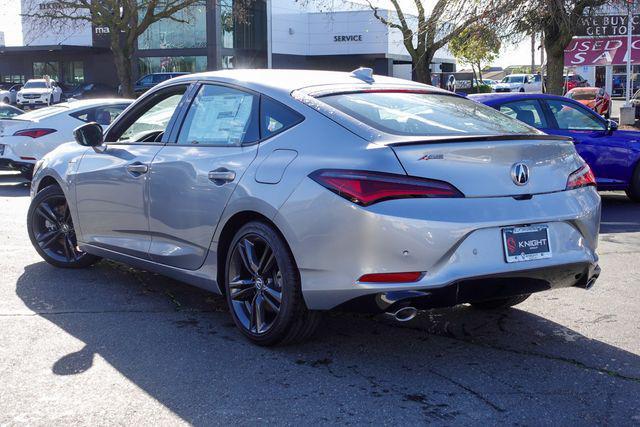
501 76 524 83
319 92 539 137
23 81 49 89
568 90 597 100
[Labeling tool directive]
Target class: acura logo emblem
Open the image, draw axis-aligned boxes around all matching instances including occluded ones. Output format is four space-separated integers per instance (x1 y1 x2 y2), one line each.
511 163 529 186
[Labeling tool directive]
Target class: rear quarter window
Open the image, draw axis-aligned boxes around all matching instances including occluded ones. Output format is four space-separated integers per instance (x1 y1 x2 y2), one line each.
319 92 539 137
260 97 304 139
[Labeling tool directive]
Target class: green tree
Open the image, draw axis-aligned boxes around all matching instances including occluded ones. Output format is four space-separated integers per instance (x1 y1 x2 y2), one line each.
449 25 501 85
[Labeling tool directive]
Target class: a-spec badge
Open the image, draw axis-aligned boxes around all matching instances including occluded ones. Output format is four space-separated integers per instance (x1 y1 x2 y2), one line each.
418 154 444 161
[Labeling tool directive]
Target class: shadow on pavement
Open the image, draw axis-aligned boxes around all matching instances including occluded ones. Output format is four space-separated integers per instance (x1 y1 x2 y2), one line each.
0 174 30 197
600 192 640 233
15 261 640 424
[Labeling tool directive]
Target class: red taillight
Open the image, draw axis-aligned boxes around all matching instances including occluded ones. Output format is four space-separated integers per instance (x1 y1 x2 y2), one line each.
13 128 57 138
566 164 596 190
358 272 424 283
309 169 463 206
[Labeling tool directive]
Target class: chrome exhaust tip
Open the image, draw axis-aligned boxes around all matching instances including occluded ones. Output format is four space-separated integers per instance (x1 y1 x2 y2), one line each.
387 306 418 322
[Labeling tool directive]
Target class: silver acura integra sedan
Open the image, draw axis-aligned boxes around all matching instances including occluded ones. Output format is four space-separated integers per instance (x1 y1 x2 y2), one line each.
27 69 601 345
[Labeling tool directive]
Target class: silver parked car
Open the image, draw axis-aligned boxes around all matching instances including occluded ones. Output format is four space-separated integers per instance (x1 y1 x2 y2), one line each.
27 69 601 345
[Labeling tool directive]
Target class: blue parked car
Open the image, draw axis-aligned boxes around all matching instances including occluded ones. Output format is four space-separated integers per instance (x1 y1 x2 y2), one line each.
470 93 640 201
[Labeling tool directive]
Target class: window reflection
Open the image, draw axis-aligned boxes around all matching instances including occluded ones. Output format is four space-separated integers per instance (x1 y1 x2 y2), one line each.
138 1 207 50
138 56 207 74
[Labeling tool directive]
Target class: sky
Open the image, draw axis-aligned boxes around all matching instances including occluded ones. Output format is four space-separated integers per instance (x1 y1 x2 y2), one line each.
0 0 532 68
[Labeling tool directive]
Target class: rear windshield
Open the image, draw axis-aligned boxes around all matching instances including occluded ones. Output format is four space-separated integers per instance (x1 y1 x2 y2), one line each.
568 91 596 100
15 105 67 120
319 92 539 137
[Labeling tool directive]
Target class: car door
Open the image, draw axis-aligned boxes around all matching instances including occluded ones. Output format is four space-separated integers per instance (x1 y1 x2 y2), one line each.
146 83 261 270
541 98 631 187
73 84 191 258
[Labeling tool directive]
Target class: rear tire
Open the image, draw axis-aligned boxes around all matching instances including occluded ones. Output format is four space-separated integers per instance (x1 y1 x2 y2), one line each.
27 185 101 268
626 164 640 202
470 294 531 310
224 221 321 346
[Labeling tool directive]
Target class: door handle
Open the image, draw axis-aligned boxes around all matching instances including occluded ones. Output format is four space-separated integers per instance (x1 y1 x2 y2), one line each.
208 168 236 185
126 163 149 175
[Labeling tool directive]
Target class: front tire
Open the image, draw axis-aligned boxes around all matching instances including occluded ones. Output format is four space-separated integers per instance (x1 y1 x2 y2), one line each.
626 164 640 202
27 185 100 268
224 221 321 346
470 294 531 310
2 97 9 104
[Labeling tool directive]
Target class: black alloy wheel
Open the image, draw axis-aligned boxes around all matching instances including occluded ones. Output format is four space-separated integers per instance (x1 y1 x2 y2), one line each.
225 221 321 345
228 233 282 334
27 185 100 268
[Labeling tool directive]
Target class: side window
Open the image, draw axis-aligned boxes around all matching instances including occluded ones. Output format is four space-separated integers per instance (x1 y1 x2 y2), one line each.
95 105 128 125
260 97 304 138
546 100 606 131
112 86 187 142
138 75 153 86
499 100 547 128
176 84 258 146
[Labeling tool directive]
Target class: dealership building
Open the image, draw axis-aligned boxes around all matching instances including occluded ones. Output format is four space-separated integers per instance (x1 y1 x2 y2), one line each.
565 8 640 97
0 0 456 87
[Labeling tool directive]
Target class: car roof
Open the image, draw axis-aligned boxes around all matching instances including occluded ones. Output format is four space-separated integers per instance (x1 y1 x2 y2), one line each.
162 69 440 99
468 92 567 104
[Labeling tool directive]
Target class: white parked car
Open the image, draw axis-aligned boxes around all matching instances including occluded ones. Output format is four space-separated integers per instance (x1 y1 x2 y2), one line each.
493 74 543 93
0 99 132 178
0 84 23 105
16 79 64 108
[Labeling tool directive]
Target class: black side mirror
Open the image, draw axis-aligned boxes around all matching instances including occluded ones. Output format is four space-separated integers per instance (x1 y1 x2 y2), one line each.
606 119 618 134
74 122 104 147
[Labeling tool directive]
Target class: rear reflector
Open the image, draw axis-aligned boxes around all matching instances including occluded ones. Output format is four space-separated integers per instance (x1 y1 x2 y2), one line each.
309 169 463 206
358 272 423 283
13 128 57 138
566 164 596 190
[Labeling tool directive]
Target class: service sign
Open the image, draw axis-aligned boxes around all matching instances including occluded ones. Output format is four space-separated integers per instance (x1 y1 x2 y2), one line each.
564 36 640 66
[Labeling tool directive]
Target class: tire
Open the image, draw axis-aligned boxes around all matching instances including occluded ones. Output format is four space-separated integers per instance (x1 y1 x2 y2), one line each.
626 163 640 202
49 95 54 105
27 185 101 268
224 221 322 346
470 294 531 310
2 97 9 104
519 88 525 92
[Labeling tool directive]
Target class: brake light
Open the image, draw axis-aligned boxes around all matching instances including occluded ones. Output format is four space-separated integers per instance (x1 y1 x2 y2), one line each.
566 164 596 190
309 169 463 206
358 272 424 283
13 128 56 138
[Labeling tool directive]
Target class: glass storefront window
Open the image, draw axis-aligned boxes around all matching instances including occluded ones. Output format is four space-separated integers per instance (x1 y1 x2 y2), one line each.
2 75 25 83
220 0 267 51
63 61 84 85
138 1 207 50
138 56 207 75
33 61 60 81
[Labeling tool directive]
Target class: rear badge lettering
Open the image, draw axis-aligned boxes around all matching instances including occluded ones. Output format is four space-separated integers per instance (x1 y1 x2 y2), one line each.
419 154 444 161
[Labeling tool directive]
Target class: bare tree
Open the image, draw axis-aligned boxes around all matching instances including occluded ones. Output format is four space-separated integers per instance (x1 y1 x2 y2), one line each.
362 0 523 85
22 0 207 97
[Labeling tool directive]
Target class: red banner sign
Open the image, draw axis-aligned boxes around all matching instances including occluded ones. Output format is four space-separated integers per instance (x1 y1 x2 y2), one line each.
564 36 640 66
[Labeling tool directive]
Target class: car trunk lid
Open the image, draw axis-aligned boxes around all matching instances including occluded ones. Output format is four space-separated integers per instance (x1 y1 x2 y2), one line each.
389 136 583 198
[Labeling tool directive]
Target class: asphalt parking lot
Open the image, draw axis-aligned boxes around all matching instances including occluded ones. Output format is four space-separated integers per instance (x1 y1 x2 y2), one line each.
1 171 639 425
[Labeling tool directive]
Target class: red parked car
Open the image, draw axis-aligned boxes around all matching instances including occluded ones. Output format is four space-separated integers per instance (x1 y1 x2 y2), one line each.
565 87 611 118
563 74 589 93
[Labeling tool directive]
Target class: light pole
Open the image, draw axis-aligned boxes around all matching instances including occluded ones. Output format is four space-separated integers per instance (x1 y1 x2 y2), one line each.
626 0 634 105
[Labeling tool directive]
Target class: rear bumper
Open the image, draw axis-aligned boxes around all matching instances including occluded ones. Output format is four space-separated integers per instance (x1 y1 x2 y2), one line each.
0 157 34 173
337 262 600 313
276 180 601 310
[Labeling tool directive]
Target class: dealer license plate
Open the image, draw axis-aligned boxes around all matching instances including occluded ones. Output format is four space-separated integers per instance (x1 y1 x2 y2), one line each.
502 225 551 263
